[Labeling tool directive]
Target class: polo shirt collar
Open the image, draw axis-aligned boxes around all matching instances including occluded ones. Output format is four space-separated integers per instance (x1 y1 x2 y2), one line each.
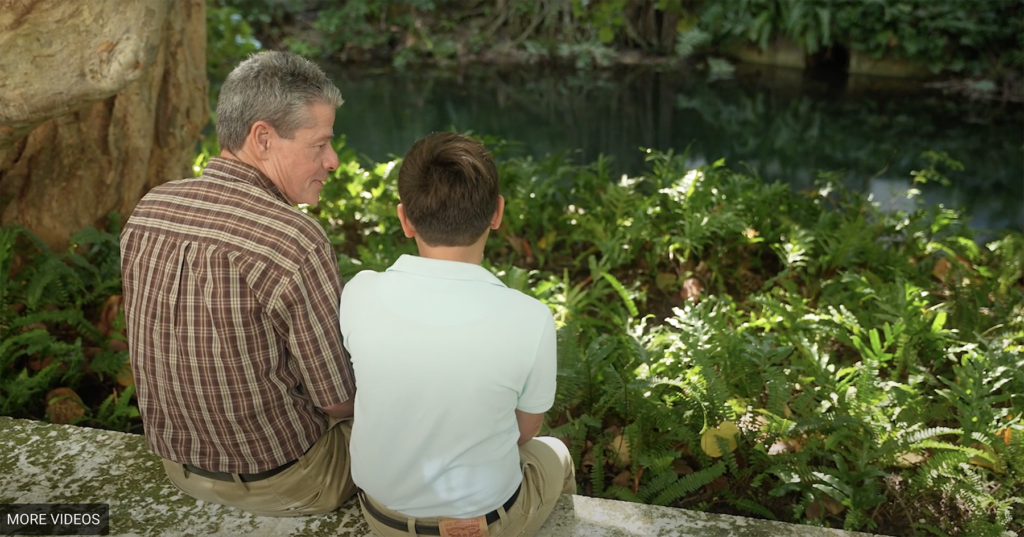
204 156 291 205
387 254 507 288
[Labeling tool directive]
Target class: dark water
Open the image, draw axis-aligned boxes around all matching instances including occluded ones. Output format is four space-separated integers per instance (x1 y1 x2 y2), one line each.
327 64 1024 235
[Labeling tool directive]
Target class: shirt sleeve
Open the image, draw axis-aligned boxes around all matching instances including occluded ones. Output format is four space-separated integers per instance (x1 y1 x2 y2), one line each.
517 309 557 414
279 243 355 408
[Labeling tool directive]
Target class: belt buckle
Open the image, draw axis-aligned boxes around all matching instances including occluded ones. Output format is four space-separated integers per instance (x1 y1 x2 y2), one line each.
438 516 490 537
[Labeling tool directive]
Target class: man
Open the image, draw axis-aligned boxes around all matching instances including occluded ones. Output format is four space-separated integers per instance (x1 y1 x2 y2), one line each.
340 132 576 536
120 51 356 516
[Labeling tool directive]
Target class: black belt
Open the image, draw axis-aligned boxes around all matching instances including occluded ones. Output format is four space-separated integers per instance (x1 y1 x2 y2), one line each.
182 459 298 483
358 484 521 536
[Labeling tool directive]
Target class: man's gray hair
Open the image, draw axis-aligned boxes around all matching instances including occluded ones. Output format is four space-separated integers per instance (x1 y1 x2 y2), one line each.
216 51 344 153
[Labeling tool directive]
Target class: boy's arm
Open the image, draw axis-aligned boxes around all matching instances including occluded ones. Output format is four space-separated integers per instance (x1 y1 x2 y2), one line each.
516 310 557 445
515 409 545 445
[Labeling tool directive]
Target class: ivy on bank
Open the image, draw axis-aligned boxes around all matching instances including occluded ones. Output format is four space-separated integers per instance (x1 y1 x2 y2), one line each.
207 0 1022 76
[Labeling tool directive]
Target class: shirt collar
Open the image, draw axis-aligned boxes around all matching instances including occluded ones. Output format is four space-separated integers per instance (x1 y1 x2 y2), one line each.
387 254 507 288
204 156 291 205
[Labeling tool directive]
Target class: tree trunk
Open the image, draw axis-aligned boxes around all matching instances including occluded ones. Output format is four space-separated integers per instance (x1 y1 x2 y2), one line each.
0 0 209 250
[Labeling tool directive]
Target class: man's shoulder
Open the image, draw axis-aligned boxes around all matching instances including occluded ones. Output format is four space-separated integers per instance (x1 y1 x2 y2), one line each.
127 176 329 263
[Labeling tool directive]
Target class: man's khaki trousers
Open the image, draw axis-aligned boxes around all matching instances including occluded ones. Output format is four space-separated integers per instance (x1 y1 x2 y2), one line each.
162 420 356 516
360 437 577 537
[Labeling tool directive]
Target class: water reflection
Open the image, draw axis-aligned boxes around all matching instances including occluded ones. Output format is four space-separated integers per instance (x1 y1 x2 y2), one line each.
327 64 1023 234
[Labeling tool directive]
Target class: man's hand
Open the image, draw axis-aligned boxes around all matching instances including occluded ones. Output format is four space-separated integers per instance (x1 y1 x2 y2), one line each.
515 410 545 446
320 397 354 420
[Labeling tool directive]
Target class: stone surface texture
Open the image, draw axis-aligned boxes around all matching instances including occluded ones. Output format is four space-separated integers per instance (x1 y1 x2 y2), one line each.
0 417 886 537
0 0 209 249
0 0 171 151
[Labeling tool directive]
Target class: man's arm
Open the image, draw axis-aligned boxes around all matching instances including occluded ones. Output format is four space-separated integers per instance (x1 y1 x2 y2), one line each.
320 396 354 420
515 409 545 446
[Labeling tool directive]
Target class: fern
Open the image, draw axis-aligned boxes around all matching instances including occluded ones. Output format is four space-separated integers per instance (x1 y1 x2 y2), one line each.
599 271 638 318
728 496 778 520
649 462 725 506
83 385 139 433
1 219 124 421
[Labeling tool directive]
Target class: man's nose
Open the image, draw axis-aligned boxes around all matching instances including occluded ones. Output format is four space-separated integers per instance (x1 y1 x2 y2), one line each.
325 148 339 171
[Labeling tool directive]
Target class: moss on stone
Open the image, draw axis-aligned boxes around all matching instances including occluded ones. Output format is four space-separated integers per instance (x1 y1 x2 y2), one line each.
0 417 886 537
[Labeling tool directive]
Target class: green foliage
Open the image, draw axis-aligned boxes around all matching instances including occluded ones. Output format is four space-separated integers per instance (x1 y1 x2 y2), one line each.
700 0 833 54
208 0 696 68
0 218 136 425
78 385 141 433
205 0 1019 75
264 135 1024 533
206 0 261 82
699 0 1023 74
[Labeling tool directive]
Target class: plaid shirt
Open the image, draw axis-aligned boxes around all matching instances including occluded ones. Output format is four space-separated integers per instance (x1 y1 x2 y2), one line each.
121 157 353 474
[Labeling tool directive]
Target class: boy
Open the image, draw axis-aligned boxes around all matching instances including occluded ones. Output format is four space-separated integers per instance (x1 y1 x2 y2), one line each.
340 132 576 536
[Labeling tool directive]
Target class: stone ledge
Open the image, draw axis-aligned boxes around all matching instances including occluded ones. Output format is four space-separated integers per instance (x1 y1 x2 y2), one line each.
0 416 884 536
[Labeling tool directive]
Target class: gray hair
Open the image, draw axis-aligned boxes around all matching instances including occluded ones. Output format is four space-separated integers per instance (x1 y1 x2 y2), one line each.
215 51 344 153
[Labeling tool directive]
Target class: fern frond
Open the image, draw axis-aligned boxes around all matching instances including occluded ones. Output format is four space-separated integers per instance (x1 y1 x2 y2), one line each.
605 485 643 503
729 497 778 520
651 461 725 506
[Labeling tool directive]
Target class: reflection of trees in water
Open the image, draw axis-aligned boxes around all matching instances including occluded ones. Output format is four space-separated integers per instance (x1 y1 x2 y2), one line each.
484 68 674 171
329 65 1022 230
675 81 1023 194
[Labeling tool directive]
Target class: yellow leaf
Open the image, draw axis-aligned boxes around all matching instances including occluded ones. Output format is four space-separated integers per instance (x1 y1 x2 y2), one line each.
700 421 739 458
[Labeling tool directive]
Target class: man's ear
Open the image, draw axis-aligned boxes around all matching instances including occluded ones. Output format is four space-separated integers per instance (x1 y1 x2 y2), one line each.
397 203 417 239
248 121 273 158
489 195 505 230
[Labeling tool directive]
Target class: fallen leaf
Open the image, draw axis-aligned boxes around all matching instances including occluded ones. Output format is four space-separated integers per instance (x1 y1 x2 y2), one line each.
26 355 55 372
95 295 122 336
46 388 85 424
933 257 952 282
704 475 729 494
611 470 631 488
671 459 693 476
700 421 739 458
609 434 632 465
116 365 134 388
823 495 846 516
895 452 926 468
768 439 794 455
680 277 702 303
805 501 823 520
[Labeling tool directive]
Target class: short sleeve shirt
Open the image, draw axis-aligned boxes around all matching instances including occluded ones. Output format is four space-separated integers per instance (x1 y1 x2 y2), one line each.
120 157 354 474
341 255 557 518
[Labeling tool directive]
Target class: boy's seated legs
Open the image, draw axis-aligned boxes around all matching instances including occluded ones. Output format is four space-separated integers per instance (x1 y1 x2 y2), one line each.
358 437 575 536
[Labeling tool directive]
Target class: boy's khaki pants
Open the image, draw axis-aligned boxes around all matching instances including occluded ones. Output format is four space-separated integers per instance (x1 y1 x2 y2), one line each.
162 420 356 517
359 437 577 537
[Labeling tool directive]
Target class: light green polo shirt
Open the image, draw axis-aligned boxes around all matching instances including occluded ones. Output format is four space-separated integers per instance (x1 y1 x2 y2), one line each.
340 254 557 518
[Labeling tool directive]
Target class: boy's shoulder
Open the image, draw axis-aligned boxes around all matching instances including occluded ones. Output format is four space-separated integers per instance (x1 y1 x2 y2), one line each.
341 269 382 296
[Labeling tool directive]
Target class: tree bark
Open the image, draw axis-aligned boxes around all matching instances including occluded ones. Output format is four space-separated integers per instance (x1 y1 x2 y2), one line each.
0 0 209 249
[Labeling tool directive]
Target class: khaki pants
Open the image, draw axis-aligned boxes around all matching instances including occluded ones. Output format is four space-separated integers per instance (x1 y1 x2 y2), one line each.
360 437 576 537
163 420 356 517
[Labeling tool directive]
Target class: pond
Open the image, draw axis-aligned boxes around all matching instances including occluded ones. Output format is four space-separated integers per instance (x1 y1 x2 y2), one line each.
327 63 1023 236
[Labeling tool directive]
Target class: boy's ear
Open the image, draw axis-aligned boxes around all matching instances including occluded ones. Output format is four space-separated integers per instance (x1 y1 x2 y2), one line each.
397 203 417 238
489 195 505 230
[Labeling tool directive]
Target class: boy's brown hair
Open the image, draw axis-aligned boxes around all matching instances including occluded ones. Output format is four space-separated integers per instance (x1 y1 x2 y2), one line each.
398 132 500 247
